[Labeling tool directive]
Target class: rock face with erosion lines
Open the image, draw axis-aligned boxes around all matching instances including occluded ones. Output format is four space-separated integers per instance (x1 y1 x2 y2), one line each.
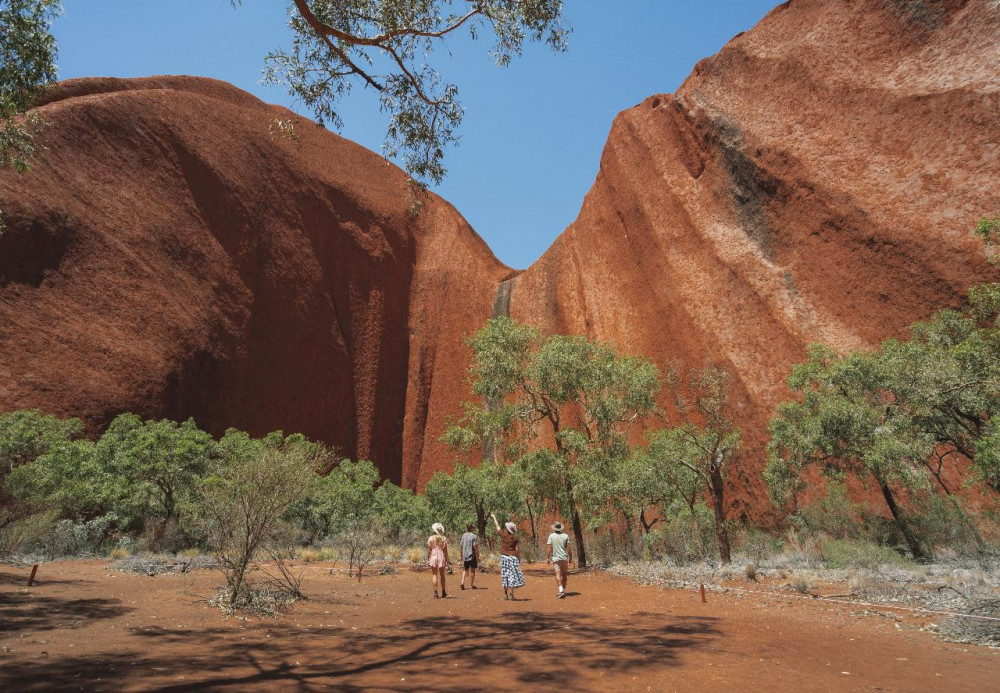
1 0 998 514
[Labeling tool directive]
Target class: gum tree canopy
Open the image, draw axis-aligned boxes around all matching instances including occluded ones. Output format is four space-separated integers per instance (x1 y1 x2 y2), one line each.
5 1 567 186
0 0 58 173
253 0 568 184
443 316 661 568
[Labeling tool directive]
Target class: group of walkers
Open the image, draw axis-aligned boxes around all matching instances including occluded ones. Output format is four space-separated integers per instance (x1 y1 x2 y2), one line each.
426 512 574 600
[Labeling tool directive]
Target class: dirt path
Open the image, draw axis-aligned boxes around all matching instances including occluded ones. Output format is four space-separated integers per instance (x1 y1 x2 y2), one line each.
1 560 996 691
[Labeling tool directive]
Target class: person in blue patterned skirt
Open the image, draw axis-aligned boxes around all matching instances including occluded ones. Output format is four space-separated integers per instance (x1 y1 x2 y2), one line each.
490 511 524 600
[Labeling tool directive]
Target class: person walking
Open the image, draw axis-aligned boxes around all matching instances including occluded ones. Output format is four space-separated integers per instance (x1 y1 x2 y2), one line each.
490 511 524 600
427 522 450 598
460 524 480 590
546 521 573 598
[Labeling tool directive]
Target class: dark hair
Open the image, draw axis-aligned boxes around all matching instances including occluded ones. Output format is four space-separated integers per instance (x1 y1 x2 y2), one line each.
466 524 474 532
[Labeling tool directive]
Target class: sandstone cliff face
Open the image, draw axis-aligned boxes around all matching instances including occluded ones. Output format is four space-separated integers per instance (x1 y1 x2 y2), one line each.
0 76 509 485
506 0 1000 511
2 0 998 511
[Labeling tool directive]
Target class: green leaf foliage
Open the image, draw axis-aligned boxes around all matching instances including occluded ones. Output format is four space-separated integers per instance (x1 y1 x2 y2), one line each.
441 316 662 565
0 0 60 174
260 0 567 185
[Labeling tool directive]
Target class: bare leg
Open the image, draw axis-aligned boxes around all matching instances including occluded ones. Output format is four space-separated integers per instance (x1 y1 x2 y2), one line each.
461 568 468 588
440 568 447 597
432 568 439 595
470 568 476 588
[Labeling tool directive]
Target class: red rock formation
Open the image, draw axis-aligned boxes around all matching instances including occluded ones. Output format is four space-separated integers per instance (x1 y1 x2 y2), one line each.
2 1 998 514
0 76 509 485
507 0 1000 513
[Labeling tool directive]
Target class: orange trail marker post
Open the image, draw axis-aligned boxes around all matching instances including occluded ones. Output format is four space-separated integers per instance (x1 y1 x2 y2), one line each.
700 583 707 603
27 564 39 587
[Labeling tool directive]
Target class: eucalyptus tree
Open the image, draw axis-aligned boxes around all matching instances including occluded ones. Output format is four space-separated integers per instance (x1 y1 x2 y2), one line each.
6 1 567 187
766 278 1000 560
640 366 742 564
424 459 522 542
0 409 86 530
0 0 58 173
443 316 661 567
93 414 216 531
255 0 568 185
765 344 932 559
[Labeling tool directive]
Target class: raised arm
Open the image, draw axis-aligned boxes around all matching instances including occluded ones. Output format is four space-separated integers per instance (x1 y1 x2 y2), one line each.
489 511 502 533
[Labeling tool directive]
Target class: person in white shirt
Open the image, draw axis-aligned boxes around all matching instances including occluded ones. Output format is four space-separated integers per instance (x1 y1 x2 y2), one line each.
546 522 573 598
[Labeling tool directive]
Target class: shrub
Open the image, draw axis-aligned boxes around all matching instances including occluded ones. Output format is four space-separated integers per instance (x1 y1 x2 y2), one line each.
744 564 758 582
734 526 783 568
406 546 424 564
589 530 641 566
791 575 811 594
821 538 912 571
199 446 318 607
336 521 390 578
0 511 55 559
42 513 120 558
644 502 717 565
298 548 320 563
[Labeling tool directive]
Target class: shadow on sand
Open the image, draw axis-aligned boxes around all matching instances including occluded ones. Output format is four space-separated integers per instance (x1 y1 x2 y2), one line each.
1 609 720 691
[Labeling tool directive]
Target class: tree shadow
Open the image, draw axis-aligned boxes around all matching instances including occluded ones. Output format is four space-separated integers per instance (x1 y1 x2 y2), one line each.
0 568 94 587
1 610 721 691
0 592 132 634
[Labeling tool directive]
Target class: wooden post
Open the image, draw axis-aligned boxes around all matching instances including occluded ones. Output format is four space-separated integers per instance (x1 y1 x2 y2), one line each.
699 583 707 603
27 564 39 587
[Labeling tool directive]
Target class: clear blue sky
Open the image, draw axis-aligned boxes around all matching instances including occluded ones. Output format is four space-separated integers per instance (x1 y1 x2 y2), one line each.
53 1 778 269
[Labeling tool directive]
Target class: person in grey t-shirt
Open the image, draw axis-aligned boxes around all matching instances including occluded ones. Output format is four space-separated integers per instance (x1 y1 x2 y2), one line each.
459 524 480 590
546 522 573 598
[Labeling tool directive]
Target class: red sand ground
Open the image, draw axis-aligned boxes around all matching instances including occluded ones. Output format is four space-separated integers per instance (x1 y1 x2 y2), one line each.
1 560 996 691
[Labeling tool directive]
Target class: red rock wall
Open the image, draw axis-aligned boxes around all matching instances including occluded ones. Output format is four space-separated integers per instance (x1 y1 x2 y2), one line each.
507 0 1000 513
0 76 508 485
2 1 999 516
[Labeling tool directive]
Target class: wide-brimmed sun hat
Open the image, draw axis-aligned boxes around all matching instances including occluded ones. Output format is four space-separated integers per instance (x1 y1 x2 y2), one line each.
432 522 445 535
552 522 564 531
505 522 517 533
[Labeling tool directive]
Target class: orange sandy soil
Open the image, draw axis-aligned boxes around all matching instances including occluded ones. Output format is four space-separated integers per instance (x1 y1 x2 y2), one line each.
1 560 997 692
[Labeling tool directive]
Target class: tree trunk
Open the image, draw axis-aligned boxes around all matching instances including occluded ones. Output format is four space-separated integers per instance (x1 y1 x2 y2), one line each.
685 499 708 563
476 503 489 549
621 509 634 538
639 509 659 534
708 469 731 565
564 476 587 568
526 502 538 545
876 477 927 560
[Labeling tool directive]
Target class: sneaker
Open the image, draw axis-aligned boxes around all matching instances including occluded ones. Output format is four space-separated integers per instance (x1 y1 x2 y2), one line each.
558 592 565 599
460 585 465 590
471 585 478 589
434 591 439 599
441 591 448 598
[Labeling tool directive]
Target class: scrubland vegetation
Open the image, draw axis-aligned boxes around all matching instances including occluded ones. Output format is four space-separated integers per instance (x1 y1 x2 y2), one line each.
2 221 999 630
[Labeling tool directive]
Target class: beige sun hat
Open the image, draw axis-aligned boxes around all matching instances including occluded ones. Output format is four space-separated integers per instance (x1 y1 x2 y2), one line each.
552 522 564 531
432 522 445 535
504 522 517 533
